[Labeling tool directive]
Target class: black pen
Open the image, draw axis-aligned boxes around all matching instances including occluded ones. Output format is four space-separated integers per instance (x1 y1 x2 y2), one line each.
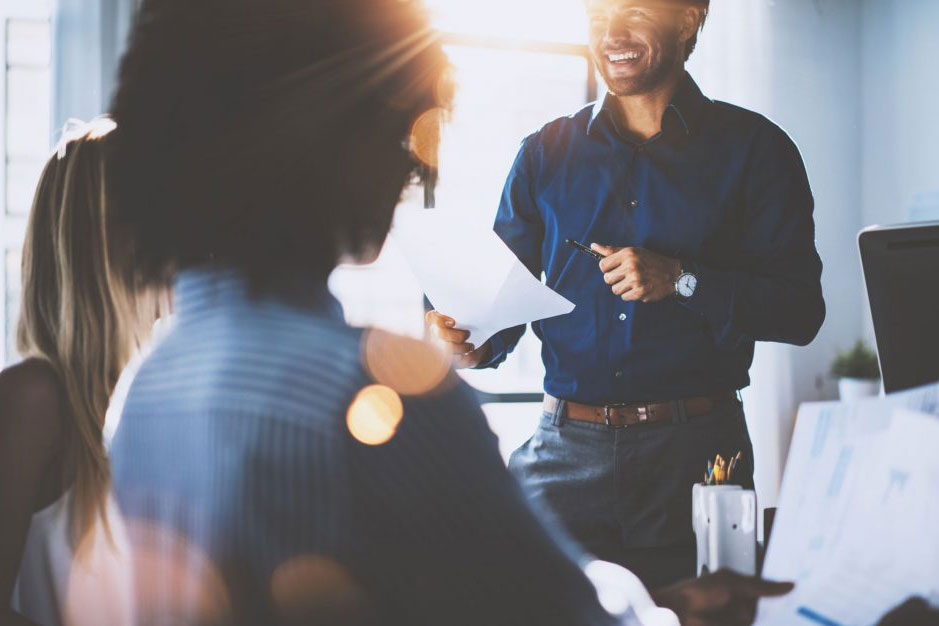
565 238 605 261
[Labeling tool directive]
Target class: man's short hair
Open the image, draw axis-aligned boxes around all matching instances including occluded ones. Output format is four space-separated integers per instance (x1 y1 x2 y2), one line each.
109 0 451 292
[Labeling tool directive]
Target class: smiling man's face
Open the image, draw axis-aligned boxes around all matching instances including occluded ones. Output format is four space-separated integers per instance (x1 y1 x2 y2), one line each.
587 0 692 96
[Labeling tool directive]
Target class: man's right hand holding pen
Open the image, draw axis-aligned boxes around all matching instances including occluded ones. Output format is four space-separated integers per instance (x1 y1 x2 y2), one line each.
425 310 492 369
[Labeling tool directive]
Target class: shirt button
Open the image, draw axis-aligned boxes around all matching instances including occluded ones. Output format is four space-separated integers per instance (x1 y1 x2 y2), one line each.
614 370 623 378
629 199 639 209
618 313 627 321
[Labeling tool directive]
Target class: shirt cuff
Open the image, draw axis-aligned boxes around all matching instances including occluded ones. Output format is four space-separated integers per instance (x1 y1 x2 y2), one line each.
474 332 508 370
678 259 738 341
583 560 680 626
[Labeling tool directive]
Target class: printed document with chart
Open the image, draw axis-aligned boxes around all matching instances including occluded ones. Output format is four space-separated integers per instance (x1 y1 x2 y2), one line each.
756 383 939 625
392 209 575 346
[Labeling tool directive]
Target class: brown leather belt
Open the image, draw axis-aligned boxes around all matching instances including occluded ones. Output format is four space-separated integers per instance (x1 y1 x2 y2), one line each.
544 392 736 428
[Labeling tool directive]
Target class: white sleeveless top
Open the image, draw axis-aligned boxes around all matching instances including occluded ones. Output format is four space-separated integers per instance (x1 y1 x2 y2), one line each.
10 492 135 626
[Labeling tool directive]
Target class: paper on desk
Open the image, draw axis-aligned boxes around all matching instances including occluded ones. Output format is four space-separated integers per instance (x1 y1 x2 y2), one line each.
392 209 575 346
756 383 939 625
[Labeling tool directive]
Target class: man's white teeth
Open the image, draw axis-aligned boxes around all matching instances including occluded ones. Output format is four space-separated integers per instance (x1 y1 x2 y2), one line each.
608 51 640 62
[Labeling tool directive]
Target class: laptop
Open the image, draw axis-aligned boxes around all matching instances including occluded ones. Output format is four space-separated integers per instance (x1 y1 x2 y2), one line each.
859 221 939 393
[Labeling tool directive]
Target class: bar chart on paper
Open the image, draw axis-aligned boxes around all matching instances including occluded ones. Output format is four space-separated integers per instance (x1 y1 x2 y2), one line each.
757 385 939 626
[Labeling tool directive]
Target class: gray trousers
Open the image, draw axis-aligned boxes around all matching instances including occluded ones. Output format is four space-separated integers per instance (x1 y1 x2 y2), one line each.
509 397 755 589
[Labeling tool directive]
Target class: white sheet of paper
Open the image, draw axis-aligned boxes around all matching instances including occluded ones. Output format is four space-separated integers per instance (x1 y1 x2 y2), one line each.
392 209 575 346
756 383 939 625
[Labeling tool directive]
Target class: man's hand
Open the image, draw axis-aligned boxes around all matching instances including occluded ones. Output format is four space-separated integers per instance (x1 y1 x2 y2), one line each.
877 597 939 626
652 570 794 626
424 310 491 369
592 244 681 303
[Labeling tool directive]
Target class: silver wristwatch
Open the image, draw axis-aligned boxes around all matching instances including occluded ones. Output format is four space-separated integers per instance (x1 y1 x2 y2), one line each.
675 264 698 301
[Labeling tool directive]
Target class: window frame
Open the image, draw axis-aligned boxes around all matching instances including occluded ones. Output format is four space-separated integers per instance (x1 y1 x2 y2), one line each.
429 33 600 404
0 1 52 366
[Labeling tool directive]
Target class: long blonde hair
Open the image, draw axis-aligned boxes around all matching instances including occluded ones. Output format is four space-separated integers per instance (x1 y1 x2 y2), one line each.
16 118 159 548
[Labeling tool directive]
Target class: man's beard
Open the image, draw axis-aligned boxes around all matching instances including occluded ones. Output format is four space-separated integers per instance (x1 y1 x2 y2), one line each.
600 36 683 97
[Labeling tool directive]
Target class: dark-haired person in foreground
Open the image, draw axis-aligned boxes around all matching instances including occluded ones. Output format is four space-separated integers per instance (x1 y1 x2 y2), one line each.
104 0 796 624
428 0 825 588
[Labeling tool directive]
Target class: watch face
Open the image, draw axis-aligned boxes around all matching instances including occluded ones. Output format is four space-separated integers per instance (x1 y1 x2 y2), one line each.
678 273 697 298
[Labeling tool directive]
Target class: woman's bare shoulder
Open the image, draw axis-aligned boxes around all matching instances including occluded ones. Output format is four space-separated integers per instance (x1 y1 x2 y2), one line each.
0 357 67 443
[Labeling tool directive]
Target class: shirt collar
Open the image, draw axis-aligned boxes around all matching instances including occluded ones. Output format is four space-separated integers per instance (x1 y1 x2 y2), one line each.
587 71 710 140
173 266 344 321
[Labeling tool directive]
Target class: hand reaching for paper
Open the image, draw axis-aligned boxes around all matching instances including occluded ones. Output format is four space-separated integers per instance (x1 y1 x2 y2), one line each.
425 310 492 369
652 570 794 626
592 244 682 303
876 597 939 626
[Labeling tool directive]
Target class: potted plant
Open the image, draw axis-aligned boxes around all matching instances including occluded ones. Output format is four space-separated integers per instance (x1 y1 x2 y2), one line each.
831 340 881 400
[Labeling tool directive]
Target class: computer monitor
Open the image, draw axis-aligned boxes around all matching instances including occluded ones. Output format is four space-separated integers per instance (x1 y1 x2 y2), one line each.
859 221 939 393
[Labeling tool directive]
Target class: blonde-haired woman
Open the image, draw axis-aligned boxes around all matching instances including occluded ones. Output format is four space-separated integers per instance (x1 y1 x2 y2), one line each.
0 119 158 625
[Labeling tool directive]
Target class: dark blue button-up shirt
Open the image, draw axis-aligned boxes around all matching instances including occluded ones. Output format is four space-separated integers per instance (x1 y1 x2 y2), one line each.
481 73 825 405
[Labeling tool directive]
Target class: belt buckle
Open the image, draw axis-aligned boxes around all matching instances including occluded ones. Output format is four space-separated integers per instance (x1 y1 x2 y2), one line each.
603 403 628 428
604 403 653 428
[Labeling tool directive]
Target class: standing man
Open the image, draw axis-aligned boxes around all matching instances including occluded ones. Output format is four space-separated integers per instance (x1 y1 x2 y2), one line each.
427 0 825 588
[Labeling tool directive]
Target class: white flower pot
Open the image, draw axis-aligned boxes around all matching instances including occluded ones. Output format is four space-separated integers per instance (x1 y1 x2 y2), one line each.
837 377 880 401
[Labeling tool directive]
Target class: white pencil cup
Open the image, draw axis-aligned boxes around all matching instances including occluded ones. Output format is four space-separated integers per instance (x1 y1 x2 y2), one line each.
692 484 757 576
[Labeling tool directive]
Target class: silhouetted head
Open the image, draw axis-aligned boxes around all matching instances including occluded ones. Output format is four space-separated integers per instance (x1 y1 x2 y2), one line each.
109 0 452 294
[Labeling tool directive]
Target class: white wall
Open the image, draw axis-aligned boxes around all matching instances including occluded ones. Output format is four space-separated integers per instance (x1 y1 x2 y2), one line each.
861 0 939 230
688 0 866 507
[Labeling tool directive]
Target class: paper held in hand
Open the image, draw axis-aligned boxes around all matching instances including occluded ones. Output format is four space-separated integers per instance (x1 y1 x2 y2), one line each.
392 209 575 347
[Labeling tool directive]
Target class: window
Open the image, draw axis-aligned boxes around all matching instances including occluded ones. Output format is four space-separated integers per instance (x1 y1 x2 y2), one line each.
3 248 19 363
328 1 598 457
0 1 52 366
